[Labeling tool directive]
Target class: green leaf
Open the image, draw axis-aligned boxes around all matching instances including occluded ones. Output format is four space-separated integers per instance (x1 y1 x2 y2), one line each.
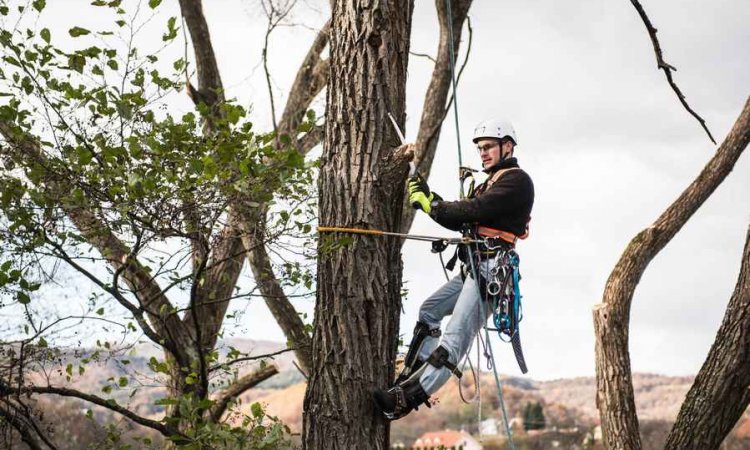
96 307 104 315
40 28 50 43
38 337 47 348
17 291 31 304
162 17 177 41
102 385 112 394
68 27 91 38
118 376 128 387
32 0 45 12
148 0 162 8
251 402 264 418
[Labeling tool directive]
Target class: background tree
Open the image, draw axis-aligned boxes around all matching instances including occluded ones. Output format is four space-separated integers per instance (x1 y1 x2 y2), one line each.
593 5 750 449
522 402 546 432
0 0 324 447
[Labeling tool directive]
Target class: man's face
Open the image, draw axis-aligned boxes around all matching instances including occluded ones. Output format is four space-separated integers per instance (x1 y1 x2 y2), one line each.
476 138 504 169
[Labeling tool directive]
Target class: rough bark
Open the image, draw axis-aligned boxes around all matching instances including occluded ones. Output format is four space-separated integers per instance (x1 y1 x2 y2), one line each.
302 1 414 449
664 224 750 450
593 97 750 450
399 0 473 235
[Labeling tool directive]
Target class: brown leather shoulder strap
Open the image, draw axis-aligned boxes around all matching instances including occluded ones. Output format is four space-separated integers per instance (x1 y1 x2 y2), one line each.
486 167 522 190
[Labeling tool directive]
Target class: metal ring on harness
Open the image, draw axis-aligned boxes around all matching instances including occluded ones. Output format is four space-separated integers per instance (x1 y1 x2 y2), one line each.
486 280 502 296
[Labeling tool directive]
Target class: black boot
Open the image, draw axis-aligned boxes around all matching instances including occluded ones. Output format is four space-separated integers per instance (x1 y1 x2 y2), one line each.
373 375 431 420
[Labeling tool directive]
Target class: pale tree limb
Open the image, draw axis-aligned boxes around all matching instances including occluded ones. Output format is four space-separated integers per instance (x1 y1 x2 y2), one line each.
664 223 750 450
399 0 473 235
277 21 331 145
593 97 750 450
243 229 313 374
629 0 716 144
299 124 326 154
209 364 279 422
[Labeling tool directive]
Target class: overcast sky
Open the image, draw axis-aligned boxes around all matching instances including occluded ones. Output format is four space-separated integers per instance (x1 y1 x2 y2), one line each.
15 0 750 381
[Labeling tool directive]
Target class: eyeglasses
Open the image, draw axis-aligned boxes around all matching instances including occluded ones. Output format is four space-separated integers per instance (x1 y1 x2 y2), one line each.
476 142 499 153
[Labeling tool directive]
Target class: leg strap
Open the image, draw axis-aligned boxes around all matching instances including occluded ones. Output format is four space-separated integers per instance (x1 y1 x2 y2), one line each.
426 345 462 379
397 322 441 384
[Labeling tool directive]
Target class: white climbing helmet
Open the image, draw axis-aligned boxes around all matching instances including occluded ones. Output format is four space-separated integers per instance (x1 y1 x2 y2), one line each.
472 119 518 146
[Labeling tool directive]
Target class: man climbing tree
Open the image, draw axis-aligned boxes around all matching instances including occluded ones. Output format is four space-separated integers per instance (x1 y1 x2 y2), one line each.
373 119 534 419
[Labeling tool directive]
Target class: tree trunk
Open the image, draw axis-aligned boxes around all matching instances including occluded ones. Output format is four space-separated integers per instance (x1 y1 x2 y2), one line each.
302 1 413 449
593 97 750 450
664 224 750 450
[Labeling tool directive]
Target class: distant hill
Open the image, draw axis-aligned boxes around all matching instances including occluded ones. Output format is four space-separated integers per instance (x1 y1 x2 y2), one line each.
19 339 750 449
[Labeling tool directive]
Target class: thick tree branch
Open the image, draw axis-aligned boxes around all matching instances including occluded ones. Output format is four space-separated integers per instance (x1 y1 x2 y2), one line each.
277 21 331 145
299 124 325 154
244 231 312 374
1 382 178 438
209 364 278 422
664 224 750 450
399 0 473 235
202 19 330 372
629 0 716 144
593 97 750 450
178 0 224 108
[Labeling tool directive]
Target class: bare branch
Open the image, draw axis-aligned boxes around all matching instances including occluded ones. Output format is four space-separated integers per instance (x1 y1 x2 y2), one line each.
209 348 294 373
244 232 312 374
178 0 224 108
593 97 750 449
277 20 331 145
1 382 178 438
629 0 716 144
299 124 325 154
209 364 278 422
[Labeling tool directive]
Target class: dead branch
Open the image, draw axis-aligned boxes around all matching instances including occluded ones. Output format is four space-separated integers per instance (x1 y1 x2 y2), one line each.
593 96 750 449
629 0 716 144
209 364 278 422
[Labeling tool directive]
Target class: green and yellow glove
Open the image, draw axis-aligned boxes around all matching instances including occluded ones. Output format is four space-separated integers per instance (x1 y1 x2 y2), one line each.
407 174 441 214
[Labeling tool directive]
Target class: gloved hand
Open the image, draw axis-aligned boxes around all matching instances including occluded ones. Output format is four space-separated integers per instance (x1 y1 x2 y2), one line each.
408 174 441 213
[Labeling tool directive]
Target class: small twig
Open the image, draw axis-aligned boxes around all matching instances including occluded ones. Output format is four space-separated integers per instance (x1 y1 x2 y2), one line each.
209 347 295 372
410 51 436 63
629 0 716 144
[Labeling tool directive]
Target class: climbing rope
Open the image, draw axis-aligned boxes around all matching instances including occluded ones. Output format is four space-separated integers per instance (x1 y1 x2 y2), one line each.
467 242 517 450
444 0 465 198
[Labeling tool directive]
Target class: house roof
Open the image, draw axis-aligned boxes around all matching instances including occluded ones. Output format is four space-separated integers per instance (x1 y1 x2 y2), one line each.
413 430 472 448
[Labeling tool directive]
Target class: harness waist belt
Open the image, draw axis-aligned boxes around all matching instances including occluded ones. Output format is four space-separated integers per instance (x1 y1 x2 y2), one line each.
475 225 523 245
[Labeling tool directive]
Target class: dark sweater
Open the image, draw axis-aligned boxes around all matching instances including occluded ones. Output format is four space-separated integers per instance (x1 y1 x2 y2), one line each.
429 157 535 236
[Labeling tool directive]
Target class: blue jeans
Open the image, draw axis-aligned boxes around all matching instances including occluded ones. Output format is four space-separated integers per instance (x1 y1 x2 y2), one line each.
415 260 494 395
